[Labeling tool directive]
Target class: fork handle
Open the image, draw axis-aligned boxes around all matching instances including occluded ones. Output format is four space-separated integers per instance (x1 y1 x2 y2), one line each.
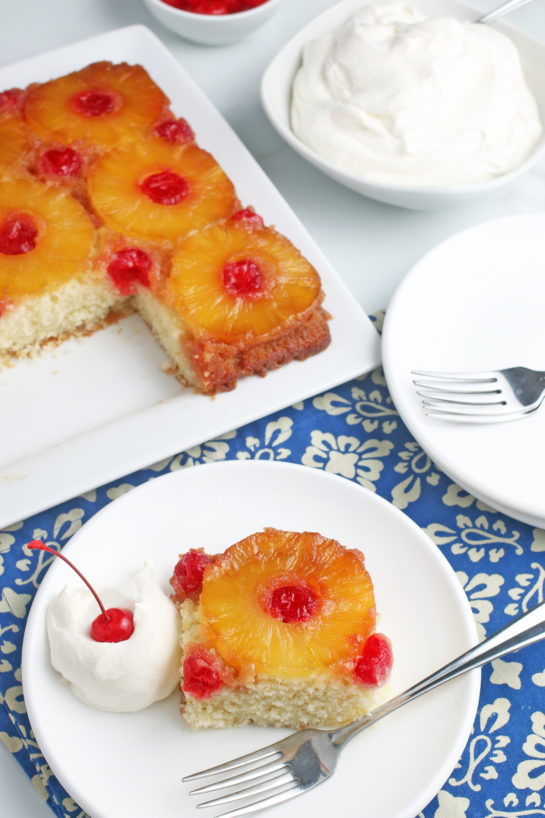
477 0 535 24
333 598 545 747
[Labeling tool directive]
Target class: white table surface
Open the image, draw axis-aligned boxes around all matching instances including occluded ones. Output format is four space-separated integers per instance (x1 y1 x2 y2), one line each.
2 0 545 815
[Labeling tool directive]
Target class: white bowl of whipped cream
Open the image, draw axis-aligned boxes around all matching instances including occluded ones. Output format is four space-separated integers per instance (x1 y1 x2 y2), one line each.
261 0 545 209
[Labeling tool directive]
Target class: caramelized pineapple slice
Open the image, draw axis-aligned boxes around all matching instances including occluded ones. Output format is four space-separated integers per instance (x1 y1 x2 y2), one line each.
0 114 28 169
0 176 95 300
87 139 237 242
200 529 376 680
25 62 168 148
168 218 323 340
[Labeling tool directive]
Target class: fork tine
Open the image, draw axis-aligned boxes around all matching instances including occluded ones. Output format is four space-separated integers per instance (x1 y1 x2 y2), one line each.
418 391 504 404
189 760 288 794
423 405 528 422
183 746 281 782
212 781 301 818
411 369 498 383
197 769 295 808
422 401 509 416
420 394 506 408
415 383 502 396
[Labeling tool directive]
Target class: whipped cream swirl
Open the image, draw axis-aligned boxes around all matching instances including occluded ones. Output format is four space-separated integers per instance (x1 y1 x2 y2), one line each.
47 562 181 712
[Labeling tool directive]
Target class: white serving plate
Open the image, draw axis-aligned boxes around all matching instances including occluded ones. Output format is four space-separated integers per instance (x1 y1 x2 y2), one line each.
382 212 545 528
261 0 545 210
0 25 380 529
22 460 480 818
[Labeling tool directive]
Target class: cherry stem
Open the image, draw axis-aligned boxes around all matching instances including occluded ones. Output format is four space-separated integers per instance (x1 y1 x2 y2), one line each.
28 540 110 621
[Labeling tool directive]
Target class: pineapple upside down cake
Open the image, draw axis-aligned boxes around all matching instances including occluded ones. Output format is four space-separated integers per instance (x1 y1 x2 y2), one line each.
170 529 393 729
0 62 330 394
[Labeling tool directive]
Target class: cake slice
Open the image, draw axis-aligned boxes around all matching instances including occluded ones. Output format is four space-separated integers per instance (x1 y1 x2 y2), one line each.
135 210 331 393
170 528 393 729
0 175 126 357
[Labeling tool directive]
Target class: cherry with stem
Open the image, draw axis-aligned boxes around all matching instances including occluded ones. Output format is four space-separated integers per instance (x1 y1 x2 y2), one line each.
29 540 135 643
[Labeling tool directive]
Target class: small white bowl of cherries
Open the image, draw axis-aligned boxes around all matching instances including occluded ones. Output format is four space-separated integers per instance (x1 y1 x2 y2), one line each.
142 0 282 46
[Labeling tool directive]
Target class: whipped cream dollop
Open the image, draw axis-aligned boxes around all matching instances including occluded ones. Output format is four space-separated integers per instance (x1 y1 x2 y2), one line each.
47 562 181 712
291 2 542 186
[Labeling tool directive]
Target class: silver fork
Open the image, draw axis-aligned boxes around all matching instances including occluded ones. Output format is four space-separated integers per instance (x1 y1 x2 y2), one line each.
412 366 545 422
477 0 537 24
184 599 545 817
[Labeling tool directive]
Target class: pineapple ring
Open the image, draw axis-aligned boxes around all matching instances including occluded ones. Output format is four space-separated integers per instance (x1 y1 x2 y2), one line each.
200 529 377 679
169 221 323 339
0 177 95 299
0 114 28 168
87 140 236 241
25 62 168 147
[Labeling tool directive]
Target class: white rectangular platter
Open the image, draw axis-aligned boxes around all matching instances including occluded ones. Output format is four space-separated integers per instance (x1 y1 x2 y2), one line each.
0 25 380 530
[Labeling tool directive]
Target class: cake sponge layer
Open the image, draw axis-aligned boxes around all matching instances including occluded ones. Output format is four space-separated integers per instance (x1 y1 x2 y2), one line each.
179 598 389 730
0 273 126 357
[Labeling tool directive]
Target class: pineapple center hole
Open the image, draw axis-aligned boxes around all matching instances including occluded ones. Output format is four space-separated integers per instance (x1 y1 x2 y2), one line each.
222 258 265 299
0 213 38 255
107 248 152 295
70 89 118 118
139 170 191 206
261 581 321 624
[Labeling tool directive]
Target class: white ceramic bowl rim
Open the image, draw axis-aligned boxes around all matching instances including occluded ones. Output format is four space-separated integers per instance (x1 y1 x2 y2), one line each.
146 0 278 20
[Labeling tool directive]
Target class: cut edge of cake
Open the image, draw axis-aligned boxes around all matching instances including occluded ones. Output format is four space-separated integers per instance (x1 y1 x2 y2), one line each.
0 272 128 359
179 598 391 730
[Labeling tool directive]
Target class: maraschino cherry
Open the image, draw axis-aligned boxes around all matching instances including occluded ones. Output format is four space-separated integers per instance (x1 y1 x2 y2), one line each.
354 633 393 686
266 583 320 623
170 548 212 602
28 540 135 643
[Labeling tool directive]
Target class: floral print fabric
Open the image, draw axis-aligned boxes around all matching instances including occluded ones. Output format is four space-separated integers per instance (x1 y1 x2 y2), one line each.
1 314 544 818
